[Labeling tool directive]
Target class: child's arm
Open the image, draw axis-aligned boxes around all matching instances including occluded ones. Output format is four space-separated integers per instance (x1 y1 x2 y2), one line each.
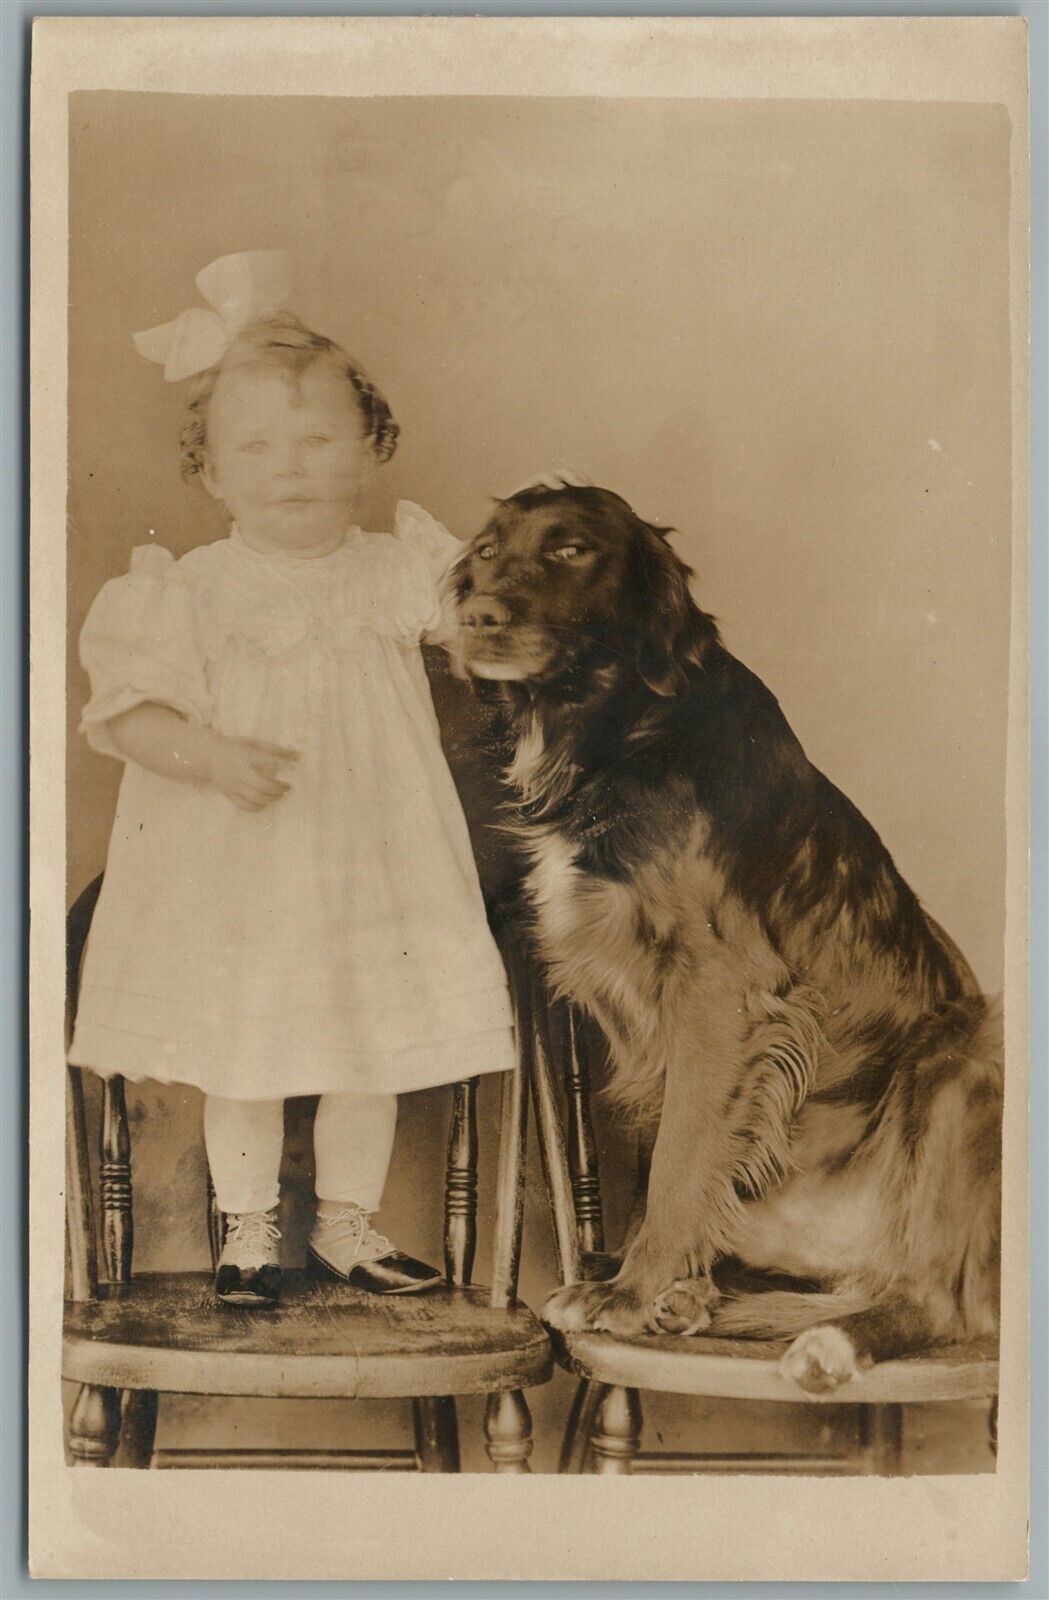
107 703 298 812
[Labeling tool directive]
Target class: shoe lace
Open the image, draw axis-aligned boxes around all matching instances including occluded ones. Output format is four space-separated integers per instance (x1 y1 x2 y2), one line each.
225 1210 281 1267
316 1205 393 1263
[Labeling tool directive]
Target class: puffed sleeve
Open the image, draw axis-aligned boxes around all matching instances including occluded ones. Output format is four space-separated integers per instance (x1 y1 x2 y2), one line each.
78 545 212 760
390 500 465 644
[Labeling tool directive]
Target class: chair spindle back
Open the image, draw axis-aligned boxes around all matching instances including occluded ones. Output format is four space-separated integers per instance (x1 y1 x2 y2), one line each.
487 927 531 1309
443 1077 479 1286
99 1077 133 1285
562 1008 605 1256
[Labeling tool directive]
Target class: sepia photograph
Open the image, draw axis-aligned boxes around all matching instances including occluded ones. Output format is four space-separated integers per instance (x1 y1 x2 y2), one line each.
28 15 1030 1583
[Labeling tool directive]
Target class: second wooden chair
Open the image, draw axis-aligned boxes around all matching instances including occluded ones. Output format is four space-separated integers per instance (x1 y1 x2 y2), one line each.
525 1002 999 1477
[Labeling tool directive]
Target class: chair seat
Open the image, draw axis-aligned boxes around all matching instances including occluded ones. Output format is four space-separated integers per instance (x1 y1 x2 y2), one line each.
552 1329 998 1405
64 1273 552 1400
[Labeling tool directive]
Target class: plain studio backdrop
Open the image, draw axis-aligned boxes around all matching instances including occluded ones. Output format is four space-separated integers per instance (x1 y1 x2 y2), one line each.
66 92 1011 1469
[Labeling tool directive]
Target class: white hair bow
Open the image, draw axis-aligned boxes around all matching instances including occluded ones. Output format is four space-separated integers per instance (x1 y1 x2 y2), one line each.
498 468 593 498
132 250 294 382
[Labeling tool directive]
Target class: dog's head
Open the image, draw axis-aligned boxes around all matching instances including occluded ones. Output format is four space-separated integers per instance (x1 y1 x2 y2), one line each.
448 483 716 697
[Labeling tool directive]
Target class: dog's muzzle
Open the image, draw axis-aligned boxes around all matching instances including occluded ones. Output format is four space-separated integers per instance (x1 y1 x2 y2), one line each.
455 593 556 681
459 595 513 632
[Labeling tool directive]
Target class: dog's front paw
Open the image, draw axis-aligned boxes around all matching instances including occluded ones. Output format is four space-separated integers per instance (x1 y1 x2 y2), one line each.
542 1280 647 1339
542 1281 598 1333
780 1325 868 1394
651 1277 720 1336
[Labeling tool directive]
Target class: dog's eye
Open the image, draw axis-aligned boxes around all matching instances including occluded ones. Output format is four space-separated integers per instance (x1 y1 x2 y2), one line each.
550 544 585 562
475 543 497 561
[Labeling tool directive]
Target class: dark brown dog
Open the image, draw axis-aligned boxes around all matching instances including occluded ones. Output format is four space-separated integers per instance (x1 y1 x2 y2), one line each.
449 483 1001 1393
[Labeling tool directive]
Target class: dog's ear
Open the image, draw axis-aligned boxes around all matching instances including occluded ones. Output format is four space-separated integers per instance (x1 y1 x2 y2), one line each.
439 550 474 680
443 547 473 601
629 523 716 696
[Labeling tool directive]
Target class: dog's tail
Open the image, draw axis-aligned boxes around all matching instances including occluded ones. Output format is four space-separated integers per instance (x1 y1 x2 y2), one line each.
709 1286 873 1339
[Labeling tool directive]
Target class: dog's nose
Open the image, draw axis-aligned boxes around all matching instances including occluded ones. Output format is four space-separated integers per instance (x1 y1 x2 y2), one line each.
460 595 512 629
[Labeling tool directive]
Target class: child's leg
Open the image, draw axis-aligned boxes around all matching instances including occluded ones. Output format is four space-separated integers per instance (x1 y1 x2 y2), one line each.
309 1093 440 1293
203 1094 284 1214
313 1092 397 1211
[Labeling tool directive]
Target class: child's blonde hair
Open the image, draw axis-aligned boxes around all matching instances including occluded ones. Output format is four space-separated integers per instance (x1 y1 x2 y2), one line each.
178 315 399 481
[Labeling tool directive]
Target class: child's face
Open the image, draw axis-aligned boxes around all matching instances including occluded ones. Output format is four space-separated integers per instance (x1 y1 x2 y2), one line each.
201 361 378 551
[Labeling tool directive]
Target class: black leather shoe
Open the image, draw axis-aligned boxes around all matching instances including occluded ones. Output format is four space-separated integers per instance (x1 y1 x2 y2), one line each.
215 1262 282 1308
214 1208 282 1308
308 1245 442 1295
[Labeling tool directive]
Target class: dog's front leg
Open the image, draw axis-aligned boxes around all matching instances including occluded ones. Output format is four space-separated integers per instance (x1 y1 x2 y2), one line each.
544 991 748 1339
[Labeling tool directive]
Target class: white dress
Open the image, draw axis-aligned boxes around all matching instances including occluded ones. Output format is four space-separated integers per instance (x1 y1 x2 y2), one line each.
69 502 517 1100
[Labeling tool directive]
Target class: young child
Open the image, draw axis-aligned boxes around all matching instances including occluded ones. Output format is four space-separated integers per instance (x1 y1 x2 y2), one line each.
69 251 517 1307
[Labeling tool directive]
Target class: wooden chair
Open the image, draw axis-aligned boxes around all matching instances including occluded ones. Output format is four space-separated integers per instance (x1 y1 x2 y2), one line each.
524 1002 1000 1476
63 873 551 1472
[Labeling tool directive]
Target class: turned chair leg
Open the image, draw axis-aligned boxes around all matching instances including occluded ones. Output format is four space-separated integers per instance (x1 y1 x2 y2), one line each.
115 1389 159 1468
68 1383 122 1467
591 1385 642 1474
858 1402 904 1475
484 1389 534 1472
413 1396 461 1473
559 1379 606 1474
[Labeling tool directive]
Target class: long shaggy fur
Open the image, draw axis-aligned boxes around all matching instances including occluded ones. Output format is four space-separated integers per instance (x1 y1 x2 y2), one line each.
450 484 1002 1383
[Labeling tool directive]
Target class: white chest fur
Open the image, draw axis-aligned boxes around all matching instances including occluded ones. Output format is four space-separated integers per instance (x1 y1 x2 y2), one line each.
508 716 587 944
509 718 653 1021
506 712 546 799
526 828 585 950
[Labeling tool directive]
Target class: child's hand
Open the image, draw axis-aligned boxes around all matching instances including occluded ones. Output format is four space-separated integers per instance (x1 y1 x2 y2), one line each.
207 734 299 812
